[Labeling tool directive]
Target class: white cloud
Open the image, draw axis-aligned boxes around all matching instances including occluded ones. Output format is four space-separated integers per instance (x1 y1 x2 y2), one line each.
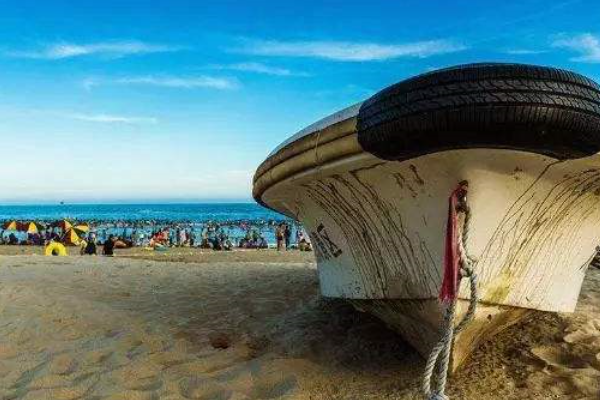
504 49 547 55
66 113 158 125
0 107 158 125
232 38 466 61
211 62 309 76
552 33 600 63
114 75 239 89
7 40 180 60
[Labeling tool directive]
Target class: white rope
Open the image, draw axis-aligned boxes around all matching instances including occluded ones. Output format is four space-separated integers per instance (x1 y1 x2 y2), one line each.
423 204 478 400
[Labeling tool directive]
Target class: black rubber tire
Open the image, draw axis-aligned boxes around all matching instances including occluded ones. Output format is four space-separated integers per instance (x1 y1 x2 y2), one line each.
357 63 600 161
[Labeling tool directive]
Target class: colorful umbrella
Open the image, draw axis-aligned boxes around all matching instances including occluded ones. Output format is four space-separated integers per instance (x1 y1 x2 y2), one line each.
3 221 18 230
53 220 73 231
20 221 43 234
62 227 87 246
74 224 89 233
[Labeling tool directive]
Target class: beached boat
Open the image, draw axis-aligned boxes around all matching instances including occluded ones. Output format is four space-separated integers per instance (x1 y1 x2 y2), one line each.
253 63 600 370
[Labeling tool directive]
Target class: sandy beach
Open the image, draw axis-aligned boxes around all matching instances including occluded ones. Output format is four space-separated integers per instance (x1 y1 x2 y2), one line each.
0 249 598 399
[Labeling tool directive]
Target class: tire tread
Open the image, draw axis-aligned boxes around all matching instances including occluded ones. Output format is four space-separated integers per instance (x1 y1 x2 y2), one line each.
357 63 600 160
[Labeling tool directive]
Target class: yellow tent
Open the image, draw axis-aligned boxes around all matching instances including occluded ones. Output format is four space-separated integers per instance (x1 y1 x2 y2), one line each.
3 221 18 230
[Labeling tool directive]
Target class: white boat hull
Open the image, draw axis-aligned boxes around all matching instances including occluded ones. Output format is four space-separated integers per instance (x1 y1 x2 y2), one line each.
254 64 600 369
260 148 600 367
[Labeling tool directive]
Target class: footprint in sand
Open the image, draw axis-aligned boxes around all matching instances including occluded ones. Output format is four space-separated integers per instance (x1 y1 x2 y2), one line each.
49 354 78 375
84 349 114 366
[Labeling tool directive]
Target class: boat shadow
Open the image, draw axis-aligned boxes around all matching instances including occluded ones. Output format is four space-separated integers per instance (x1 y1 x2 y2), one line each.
96 261 571 397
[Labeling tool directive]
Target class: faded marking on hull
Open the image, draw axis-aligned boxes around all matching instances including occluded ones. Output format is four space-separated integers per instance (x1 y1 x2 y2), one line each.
348 161 386 175
310 223 343 261
392 172 418 198
409 164 425 186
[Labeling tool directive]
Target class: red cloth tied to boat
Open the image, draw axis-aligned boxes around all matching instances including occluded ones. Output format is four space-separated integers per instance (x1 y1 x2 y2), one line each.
439 182 468 302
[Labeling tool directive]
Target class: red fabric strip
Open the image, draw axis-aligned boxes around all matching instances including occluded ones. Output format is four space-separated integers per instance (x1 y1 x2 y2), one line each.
439 183 468 302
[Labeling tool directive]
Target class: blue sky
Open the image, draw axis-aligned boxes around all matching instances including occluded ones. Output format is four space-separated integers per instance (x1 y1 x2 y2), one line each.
1 0 600 203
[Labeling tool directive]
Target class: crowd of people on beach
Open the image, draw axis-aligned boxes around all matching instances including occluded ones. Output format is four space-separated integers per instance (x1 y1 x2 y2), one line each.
0 219 313 255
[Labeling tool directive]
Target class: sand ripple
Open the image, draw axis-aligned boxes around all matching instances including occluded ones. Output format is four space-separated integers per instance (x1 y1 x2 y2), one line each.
0 254 598 399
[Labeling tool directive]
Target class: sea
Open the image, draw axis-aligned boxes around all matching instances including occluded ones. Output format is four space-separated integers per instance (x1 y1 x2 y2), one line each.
0 203 284 223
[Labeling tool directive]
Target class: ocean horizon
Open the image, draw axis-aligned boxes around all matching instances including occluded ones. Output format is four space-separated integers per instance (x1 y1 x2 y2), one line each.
0 203 286 223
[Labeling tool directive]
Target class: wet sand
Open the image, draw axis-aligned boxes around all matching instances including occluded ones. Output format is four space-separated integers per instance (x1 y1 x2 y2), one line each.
0 249 598 399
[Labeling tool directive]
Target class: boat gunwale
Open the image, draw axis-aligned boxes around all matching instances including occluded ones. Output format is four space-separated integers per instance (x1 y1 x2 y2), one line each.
253 110 361 206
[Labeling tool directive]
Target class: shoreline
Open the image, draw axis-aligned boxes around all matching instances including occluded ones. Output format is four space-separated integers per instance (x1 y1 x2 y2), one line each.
0 245 316 264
